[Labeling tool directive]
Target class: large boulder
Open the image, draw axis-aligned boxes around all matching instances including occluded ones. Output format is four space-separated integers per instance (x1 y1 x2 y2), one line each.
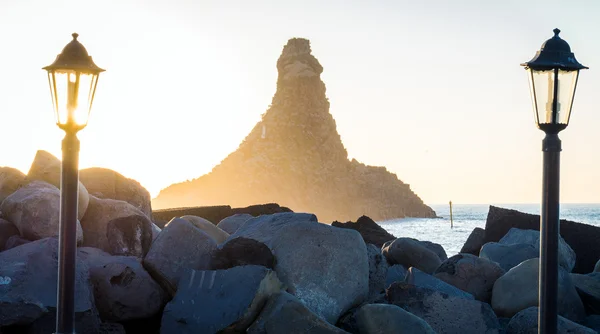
0 167 25 205
484 205 600 273
81 196 153 257
583 315 600 332
406 267 474 299
79 167 152 217
571 272 600 314
3 235 31 251
217 213 253 234
355 303 435 334
79 247 168 322
460 227 486 255
0 181 83 243
331 215 395 248
382 238 441 274
0 238 100 330
479 242 538 272
25 150 89 219
248 291 347 334
491 258 585 322
506 307 595 334
226 212 369 323
366 243 389 301
385 264 407 288
0 218 19 251
387 282 501 334
499 227 575 272
434 253 505 302
180 215 229 243
143 218 216 295
209 237 275 270
161 265 282 334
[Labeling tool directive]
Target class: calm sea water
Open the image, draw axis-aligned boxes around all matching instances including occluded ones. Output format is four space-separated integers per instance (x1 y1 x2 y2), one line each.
378 204 600 257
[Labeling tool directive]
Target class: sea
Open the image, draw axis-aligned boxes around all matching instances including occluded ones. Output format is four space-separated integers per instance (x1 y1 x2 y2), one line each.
378 203 600 256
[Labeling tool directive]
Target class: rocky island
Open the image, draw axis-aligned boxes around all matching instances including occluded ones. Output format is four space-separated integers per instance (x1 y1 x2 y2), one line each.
152 38 435 222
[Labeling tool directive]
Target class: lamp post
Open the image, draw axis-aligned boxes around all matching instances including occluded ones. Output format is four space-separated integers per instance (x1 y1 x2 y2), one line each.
43 33 104 334
521 28 587 334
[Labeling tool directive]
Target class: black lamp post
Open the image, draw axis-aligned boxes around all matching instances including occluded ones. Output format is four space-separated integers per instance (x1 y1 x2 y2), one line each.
43 33 104 334
521 28 587 334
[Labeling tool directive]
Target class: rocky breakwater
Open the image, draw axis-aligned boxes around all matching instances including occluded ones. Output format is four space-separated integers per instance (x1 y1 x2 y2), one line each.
153 38 435 222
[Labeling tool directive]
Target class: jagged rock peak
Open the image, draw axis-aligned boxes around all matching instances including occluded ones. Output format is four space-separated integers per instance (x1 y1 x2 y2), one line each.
277 38 323 80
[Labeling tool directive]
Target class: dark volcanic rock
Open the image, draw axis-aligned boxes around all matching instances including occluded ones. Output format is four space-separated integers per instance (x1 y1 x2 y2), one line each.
382 238 442 274
480 242 538 272
161 265 282 334
355 303 435 334
210 237 275 270
506 307 595 334
571 272 600 314
460 227 486 255
484 205 600 273
406 267 474 300
332 216 395 248
365 243 389 301
0 218 19 251
385 264 408 288
387 282 500 334
106 215 153 257
152 38 435 222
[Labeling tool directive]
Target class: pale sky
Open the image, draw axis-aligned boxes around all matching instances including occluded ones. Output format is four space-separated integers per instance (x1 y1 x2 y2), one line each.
0 0 599 205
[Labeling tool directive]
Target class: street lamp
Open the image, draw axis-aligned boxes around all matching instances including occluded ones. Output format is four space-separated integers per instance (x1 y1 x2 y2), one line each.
522 28 587 334
43 33 104 334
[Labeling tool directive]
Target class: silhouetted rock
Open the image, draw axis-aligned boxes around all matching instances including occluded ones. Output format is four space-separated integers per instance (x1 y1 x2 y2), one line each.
143 218 216 295
25 150 89 219
161 265 282 334
153 38 435 222
366 244 389 302
217 213 253 234
506 307 595 334
151 203 292 228
492 258 585 322
480 242 538 272
406 267 474 300
80 167 152 217
248 291 347 334
210 237 274 270
571 272 600 314
355 303 435 334
332 216 395 248
0 167 25 205
434 253 505 302
484 205 600 273
0 218 19 251
460 227 486 255
382 238 441 274
0 181 83 244
387 282 500 334
180 215 229 243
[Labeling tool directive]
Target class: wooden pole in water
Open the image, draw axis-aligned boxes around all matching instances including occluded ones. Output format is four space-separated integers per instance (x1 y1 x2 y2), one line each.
449 201 453 229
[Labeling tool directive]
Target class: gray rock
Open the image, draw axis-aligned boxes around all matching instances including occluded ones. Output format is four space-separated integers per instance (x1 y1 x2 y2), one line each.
210 237 275 270
79 167 153 218
0 238 99 330
180 215 229 243
571 272 600 314
81 196 152 257
491 258 585 322
480 242 538 272
387 282 501 334
248 291 347 334
143 218 216 295
80 248 168 322
0 167 25 205
500 227 576 272
506 307 595 334
217 213 253 234
355 303 435 334
434 253 505 302
460 227 486 255
366 244 389 301
583 315 600 332
150 222 161 242
3 235 31 250
595 258 600 272
406 267 474 299
161 265 282 334
385 264 407 288
227 212 369 324
0 218 19 251
25 150 89 219
382 238 442 274
419 240 448 261
0 181 83 243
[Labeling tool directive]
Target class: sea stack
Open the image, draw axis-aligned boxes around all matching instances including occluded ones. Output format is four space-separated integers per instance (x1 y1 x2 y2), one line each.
153 38 435 222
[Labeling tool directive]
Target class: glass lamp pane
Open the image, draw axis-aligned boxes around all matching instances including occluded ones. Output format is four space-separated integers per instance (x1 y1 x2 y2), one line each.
49 70 98 129
531 69 555 124
556 70 579 125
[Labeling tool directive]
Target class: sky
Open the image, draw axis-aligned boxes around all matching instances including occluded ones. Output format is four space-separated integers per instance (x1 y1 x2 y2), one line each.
0 0 599 205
